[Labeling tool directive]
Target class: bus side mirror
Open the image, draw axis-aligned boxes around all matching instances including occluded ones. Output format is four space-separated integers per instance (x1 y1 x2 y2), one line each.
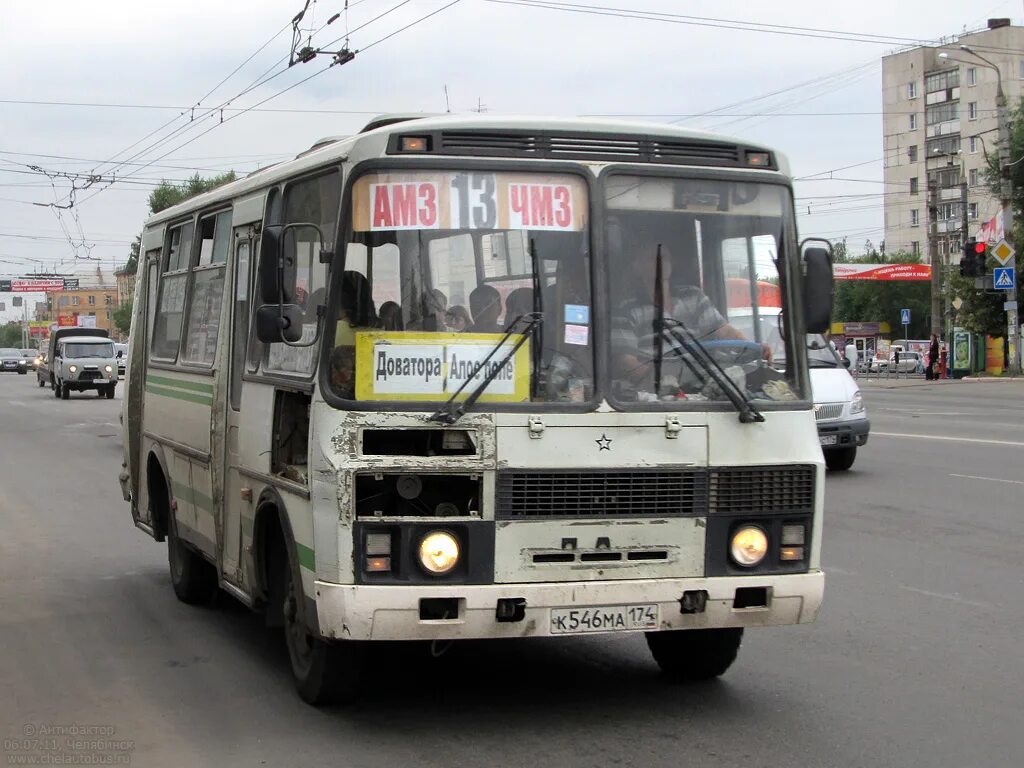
842 357 851 369
259 226 291 304
800 238 834 334
255 304 304 343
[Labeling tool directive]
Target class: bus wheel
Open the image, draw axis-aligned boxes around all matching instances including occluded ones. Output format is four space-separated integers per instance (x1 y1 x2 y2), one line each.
645 627 743 681
275 542 359 705
167 503 217 605
825 446 857 471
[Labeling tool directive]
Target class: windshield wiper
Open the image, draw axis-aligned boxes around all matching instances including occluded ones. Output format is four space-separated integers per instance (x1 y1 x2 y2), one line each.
429 312 543 425
659 317 765 424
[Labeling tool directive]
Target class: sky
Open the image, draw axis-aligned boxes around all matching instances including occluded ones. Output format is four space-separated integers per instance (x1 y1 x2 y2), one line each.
1 0 1021 323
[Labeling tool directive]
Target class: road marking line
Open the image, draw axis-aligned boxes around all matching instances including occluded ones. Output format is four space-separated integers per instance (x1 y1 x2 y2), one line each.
8 400 26 407
899 585 993 610
949 473 1024 485
873 431 1024 447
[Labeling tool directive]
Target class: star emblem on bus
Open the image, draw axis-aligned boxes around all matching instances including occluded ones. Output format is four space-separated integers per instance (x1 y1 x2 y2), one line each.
596 434 612 451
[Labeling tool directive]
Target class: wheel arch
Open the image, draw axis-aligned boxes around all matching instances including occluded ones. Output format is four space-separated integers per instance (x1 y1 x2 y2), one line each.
145 444 171 541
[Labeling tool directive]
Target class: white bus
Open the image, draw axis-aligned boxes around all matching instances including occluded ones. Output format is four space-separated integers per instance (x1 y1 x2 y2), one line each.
120 115 834 705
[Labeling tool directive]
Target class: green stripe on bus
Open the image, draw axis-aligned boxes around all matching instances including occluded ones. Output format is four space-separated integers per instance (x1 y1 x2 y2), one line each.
296 542 315 571
145 384 213 406
146 374 214 393
170 480 214 513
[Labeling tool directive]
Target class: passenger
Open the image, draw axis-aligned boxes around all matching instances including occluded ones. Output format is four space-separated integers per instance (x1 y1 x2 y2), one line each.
329 346 356 399
335 270 376 346
504 287 534 324
445 305 471 332
421 288 447 331
468 284 502 333
378 301 403 331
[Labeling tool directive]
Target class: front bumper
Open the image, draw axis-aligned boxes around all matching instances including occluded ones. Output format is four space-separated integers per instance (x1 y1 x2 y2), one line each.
818 417 870 449
314 571 824 641
64 375 117 387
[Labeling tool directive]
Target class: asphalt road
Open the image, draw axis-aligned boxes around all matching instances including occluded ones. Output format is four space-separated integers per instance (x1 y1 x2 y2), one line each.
1 373 1022 767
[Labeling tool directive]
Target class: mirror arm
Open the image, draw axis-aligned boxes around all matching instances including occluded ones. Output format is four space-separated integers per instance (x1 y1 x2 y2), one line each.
282 304 325 349
319 248 334 264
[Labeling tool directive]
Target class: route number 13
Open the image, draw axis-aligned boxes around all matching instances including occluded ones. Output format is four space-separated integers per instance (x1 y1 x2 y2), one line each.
450 173 496 229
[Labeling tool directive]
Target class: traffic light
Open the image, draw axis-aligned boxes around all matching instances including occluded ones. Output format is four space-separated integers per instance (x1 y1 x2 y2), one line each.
960 238 987 277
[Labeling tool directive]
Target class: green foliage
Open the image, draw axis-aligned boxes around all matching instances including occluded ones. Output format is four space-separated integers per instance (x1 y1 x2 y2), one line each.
982 97 1024 232
0 322 24 347
832 249 931 337
123 235 140 275
147 171 237 215
113 299 133 336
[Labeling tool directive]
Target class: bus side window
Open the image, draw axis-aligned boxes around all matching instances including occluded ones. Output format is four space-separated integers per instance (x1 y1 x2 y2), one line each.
152 220 194 361
182 211 231 366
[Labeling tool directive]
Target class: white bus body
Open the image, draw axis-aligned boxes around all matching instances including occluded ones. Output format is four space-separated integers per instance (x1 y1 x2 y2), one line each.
120 115 830 704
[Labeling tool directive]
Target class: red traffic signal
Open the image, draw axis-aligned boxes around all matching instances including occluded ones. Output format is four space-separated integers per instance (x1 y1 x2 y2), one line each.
974 241 987 254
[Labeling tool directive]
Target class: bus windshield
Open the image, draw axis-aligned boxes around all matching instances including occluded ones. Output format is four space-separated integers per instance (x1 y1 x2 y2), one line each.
605 174 803 405
328 170 594 404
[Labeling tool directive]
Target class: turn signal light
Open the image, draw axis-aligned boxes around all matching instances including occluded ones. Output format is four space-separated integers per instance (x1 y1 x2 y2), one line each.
366 556 391 573
780 546 805 562
746 151 771 167
400 136 429 152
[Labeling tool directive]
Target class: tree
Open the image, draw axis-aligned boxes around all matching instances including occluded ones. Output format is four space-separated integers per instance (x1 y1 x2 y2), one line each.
983 96 1024 244
123 235 140 275
148 171 237 215
832 250 932 338
113 299 133 336
0 322 24 347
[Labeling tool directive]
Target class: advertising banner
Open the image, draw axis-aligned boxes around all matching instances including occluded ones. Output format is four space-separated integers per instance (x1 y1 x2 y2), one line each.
952 328 972 372
833 264 931 281
57 315 77 327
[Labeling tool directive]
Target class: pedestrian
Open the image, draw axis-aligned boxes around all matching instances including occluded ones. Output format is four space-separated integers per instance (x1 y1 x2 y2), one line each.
927 333 939 380
893 348 901 379
845 341 858 377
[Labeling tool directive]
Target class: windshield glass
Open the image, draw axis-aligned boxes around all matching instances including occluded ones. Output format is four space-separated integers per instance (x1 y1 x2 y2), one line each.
62 342 114 358
0 349 20 357
328 170 593 405
604 174 803 405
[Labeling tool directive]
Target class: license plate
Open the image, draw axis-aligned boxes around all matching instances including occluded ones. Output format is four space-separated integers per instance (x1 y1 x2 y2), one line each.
550 604 659 634
819 434 838 446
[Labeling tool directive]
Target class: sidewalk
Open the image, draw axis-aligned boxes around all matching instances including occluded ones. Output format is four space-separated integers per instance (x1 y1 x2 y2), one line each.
856 374 1024 388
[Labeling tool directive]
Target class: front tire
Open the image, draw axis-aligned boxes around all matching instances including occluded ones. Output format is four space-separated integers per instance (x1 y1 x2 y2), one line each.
54 380 62 398
273 540 360 706
60 381 70 399
646 628 743 682
825 446 857 471
106 384 116 399
167 504 218 605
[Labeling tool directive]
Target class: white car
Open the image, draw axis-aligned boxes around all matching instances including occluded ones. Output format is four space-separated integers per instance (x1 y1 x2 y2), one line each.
731 309 869 471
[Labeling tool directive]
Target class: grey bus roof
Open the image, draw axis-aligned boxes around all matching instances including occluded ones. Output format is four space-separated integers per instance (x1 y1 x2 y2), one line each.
143 114 790 228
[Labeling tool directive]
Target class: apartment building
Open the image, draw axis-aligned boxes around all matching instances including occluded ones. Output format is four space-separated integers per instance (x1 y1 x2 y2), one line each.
38 286 119 337
882 19 1024 264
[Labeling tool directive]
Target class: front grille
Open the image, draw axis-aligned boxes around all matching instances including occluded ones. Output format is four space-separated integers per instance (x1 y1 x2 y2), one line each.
392 130 763 168
709 465 815 514
79 370 101 381
815 403 845 421
496 469 707 519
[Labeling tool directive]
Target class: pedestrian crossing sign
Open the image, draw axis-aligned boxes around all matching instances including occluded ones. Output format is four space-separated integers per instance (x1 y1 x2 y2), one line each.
994 267 1015 289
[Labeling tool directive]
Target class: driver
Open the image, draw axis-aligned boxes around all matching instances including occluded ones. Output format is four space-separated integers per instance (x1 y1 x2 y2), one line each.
611 240 772 392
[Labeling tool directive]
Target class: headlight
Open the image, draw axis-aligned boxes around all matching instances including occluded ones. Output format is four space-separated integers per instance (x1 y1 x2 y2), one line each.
104 365 113 374
730 525 768 567
850 390 865 414
68 364 78 374
418 531 460 575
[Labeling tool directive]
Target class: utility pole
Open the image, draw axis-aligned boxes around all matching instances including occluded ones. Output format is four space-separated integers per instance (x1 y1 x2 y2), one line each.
958 45 1017 374
929 181 941 337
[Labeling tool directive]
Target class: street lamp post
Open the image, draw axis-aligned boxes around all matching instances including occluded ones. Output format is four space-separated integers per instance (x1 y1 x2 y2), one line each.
940 47 1018 375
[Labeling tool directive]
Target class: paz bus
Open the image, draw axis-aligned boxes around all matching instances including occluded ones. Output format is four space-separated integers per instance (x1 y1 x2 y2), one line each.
119 114 834 704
